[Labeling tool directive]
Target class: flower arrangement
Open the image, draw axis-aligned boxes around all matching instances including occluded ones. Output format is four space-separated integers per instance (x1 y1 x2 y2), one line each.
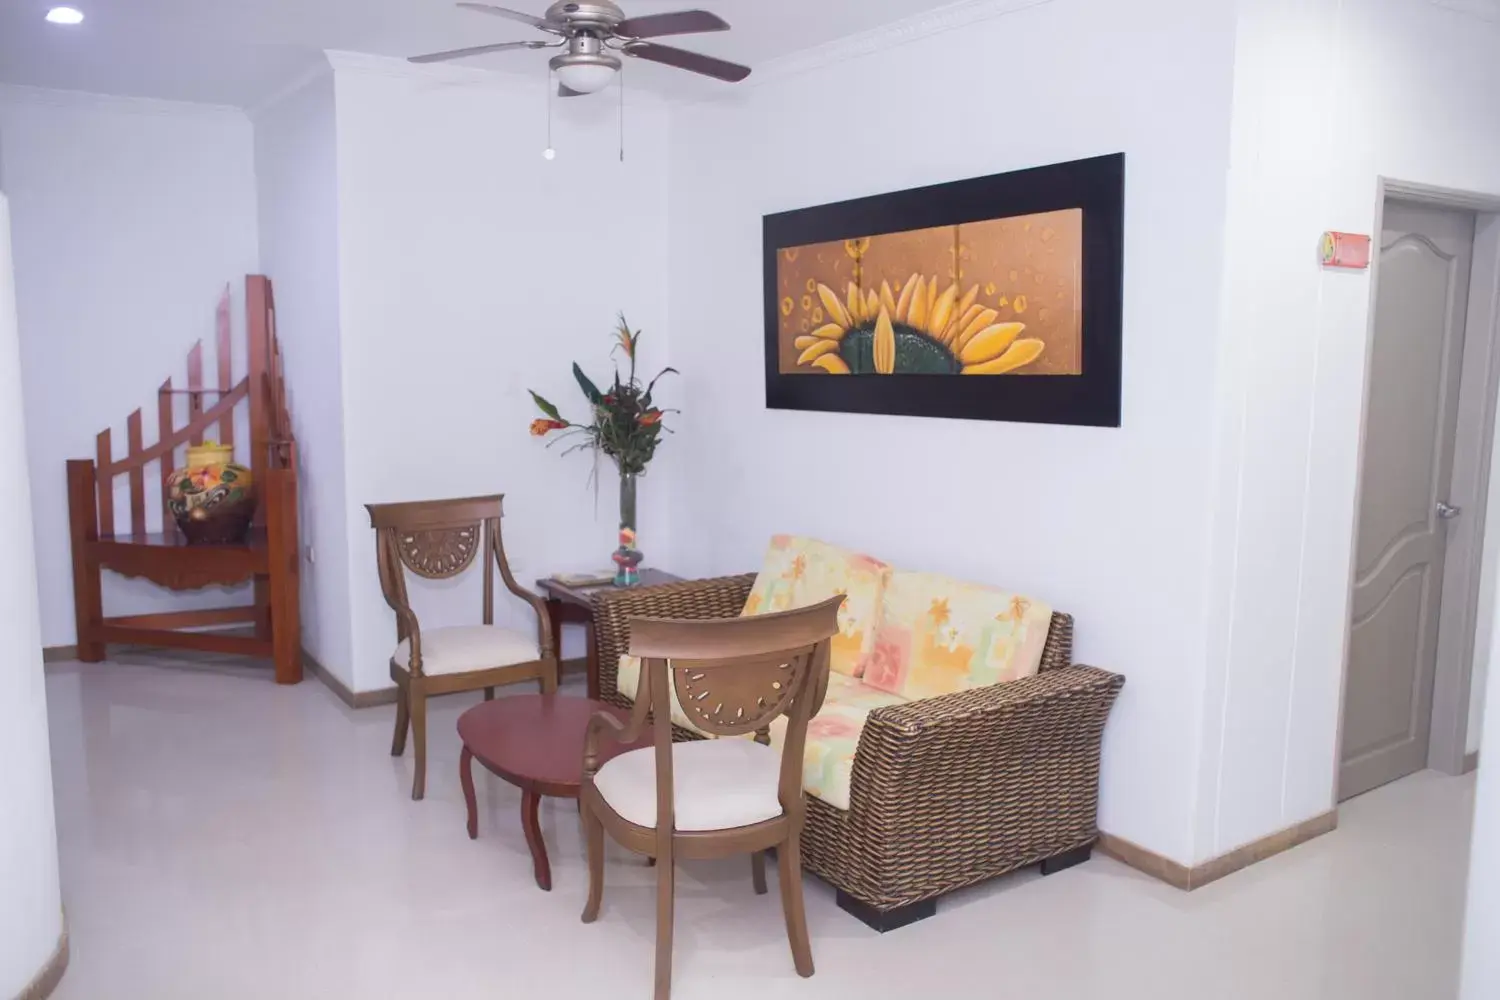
529 316 676 584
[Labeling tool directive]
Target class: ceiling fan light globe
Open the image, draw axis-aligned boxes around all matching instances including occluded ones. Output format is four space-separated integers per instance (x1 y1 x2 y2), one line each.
554 62 617 94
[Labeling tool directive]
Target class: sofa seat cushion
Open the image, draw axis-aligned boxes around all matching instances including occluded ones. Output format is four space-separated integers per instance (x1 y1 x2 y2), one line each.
616 657 905 812
768 673 908 812
394 625 540 676
860 571 1053 700
593 739 784 832
742 535 891 678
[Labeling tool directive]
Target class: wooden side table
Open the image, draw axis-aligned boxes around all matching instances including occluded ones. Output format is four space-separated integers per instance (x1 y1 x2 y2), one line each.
537 569 682 700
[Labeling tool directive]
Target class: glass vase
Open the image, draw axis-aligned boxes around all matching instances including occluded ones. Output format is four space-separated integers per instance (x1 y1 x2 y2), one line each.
613 471 643 587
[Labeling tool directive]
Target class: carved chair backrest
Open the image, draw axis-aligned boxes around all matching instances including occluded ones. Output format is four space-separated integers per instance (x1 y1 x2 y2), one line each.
365 495 513 641
627 596 842 830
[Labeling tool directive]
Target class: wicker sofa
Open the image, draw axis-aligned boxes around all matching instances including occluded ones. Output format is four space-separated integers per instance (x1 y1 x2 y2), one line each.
592 560 1124 931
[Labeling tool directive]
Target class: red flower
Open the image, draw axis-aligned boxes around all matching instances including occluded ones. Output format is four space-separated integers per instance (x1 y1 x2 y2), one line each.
603 395 617 405
639 410 663 426
530 419 566 437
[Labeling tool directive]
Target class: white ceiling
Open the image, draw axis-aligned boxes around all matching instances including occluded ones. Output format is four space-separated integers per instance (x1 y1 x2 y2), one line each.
0 0 967 108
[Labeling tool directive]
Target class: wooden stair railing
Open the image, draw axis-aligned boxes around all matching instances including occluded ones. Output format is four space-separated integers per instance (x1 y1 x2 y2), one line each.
66 275 302 684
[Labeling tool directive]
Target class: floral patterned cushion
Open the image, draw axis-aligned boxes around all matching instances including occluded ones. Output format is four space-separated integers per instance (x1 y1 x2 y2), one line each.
616 656 905 811
742 535 891 678
768 673 908 811
860 571 1053 700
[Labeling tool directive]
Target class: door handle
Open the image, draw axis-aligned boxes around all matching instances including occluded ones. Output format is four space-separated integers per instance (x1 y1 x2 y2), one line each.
1438 502 1463 521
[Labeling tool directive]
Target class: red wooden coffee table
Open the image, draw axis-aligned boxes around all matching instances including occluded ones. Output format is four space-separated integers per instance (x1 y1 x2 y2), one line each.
458 694 648 891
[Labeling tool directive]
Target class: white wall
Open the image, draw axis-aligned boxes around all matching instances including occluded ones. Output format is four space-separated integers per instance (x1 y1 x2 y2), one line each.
253 67 355 686
329 56 677 693
0 193 64 997
1462 594 1500 996
1195 0 1500 862
0 86 261 648
665 0 1238 863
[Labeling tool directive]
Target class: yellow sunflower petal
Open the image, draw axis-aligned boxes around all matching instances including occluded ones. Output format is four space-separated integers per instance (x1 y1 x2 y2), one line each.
962 338 1045 374
866 289 880 321
954 309 1000 352
798 340 842 365
946 286 980 342
793 335 821 350
951 303 985 343
874 307 896 375
880 280 898 319
960 323 1028 365
811 322 846 343
895 274 922 324
929 283 959 340
848 282 865 326
817 284 851 330
926 276 939 321
812 354 851 374
908 278 930 332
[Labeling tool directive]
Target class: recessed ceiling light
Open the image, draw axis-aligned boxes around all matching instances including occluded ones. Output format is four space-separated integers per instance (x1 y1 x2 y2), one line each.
45 6 85 25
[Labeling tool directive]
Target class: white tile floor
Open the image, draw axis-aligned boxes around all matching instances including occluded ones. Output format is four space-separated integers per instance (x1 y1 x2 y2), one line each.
43 655 1476 1000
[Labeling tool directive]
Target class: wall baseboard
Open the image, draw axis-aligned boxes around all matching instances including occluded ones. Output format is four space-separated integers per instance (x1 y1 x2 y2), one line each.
303 652 589 710
15 919 68 1000
1465 750 1481 774
1098 810 1338 891
41 645 78 663
302 649 397 709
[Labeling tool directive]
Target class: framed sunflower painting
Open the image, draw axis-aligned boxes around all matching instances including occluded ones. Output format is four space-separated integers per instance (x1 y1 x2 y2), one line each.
763 153 1124 427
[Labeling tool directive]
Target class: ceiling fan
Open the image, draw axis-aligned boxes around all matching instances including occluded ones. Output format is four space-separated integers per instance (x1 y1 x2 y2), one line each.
409 2 752 95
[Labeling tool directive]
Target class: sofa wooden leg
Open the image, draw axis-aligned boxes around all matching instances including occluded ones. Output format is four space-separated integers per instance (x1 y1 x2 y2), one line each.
836 891 936 932
1040 843 1094 876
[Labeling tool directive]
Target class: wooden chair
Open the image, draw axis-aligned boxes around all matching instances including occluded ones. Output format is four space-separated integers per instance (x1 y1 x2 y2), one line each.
367 495 557 800
579 596 842 1000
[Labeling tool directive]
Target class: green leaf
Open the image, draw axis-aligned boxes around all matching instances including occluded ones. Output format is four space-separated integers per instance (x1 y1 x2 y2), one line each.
573 363 604 405
529 391 563 422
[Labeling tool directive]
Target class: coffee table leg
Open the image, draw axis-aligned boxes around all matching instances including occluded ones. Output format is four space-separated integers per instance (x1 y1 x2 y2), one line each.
461 746 478 840
522 790 552 891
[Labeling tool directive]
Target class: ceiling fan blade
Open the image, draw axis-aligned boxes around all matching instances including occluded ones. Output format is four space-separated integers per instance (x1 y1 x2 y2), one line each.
623 42 751 82
408 40 546 64
456 2 563 33
558 83 587 97
615 10 731 39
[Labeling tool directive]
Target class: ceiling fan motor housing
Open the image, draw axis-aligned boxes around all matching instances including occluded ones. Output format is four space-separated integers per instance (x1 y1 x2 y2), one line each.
545 1 626 32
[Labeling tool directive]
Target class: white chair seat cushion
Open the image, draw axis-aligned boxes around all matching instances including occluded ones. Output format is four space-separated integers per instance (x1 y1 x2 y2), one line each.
592 739 785 832
394 625 540 676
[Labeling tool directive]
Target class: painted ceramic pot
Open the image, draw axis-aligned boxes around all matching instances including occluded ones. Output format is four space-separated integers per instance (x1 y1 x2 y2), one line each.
166 443 256 545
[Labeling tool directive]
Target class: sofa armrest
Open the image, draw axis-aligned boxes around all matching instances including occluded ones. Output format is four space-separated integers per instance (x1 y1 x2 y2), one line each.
593 573 756 702
846 665 1124 873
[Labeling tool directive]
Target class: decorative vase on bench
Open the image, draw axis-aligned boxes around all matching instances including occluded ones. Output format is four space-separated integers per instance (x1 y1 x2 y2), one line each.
529 315 674 586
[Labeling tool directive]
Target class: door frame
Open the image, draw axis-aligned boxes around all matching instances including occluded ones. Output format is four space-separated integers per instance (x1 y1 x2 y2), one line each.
1339 177 1500 790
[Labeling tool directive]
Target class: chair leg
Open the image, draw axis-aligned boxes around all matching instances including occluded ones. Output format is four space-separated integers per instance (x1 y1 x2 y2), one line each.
654 847 675 1000
484 687 495 701
391 683 410 757
581 794 605 923
751 851 768 895
778 834 814 978
409 687 428 801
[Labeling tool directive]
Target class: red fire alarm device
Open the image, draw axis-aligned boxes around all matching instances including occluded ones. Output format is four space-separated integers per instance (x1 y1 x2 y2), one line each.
1321 231 1372 269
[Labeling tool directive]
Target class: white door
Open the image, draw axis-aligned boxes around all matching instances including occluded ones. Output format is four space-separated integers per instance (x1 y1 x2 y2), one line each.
1341 201 1476 801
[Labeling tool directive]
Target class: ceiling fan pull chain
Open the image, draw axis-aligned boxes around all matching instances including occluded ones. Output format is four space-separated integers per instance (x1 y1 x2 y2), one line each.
618 61 626 163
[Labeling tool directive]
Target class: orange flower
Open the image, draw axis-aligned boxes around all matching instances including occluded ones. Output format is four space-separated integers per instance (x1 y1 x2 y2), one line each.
639 410 663 426
929 598 951 627
530 419 566 437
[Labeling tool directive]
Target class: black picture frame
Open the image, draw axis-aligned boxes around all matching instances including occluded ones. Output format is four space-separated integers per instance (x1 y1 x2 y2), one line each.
763 152 1125 428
